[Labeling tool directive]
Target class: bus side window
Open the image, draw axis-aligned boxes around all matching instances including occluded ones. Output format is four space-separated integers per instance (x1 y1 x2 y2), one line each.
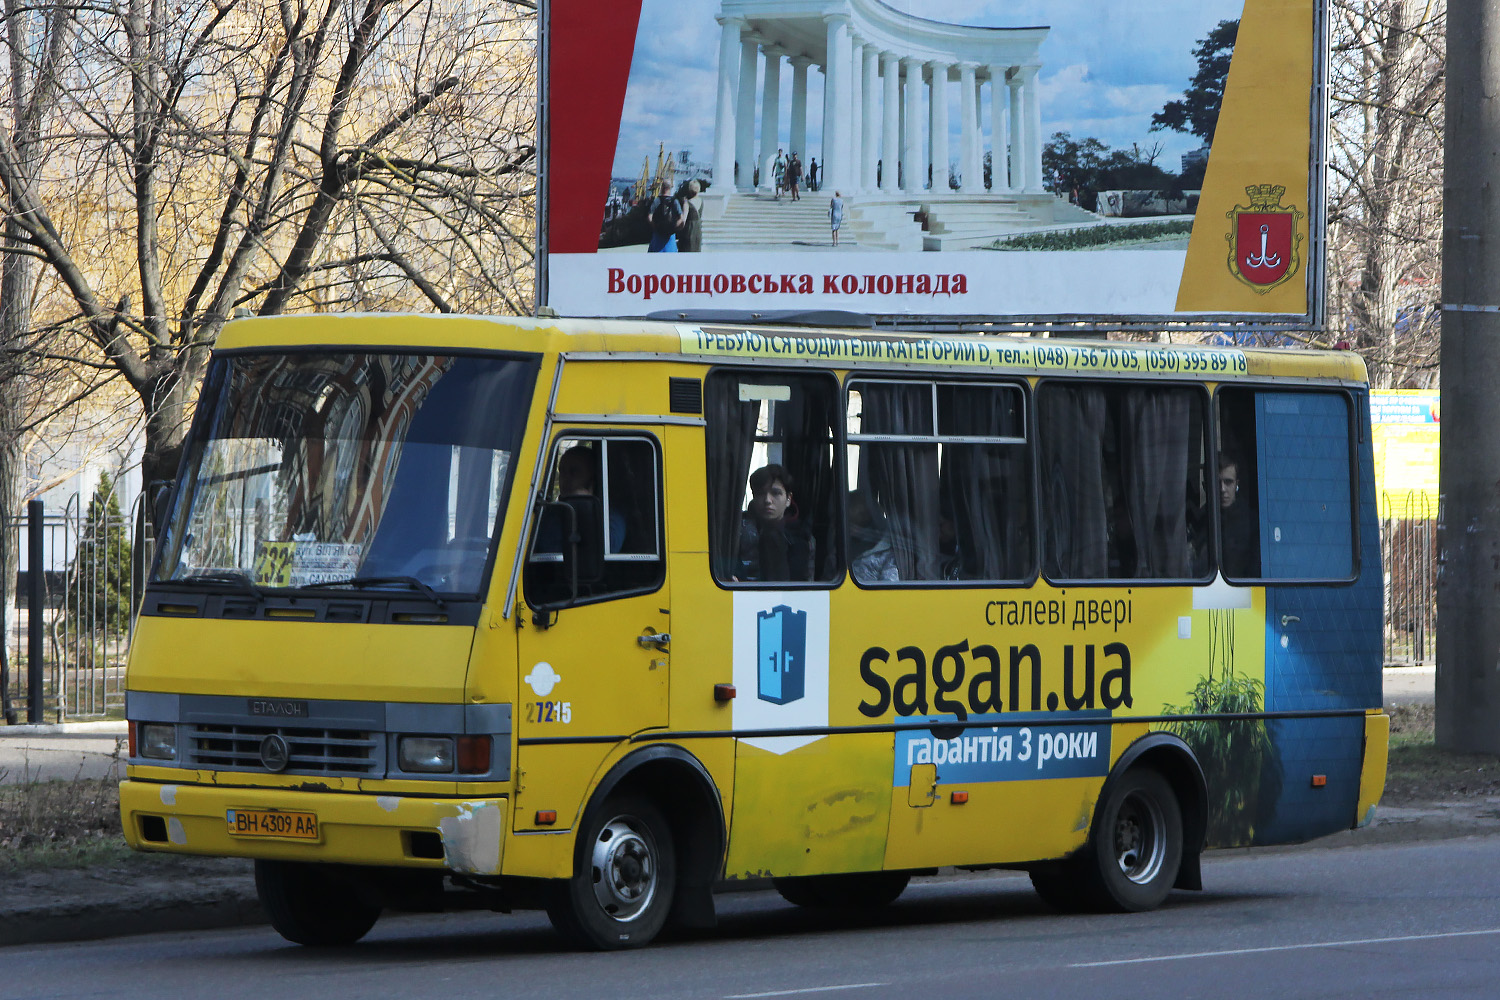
705 371 842 585
1216 388 1355 581
1038 382 1210 582
846 380 1032 584
525 436 663 607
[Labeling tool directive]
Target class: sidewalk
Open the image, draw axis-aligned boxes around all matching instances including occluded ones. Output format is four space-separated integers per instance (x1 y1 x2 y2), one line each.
0 720 124 783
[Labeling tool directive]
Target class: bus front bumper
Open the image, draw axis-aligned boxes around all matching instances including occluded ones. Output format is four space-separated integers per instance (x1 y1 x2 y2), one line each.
119 779 508 876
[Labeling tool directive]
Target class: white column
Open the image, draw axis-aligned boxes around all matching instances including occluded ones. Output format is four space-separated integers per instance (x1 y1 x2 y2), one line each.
712 17 743 193
759 46 783 192
822 14 853 191
1008 70 1024 194
901 55 923 194
790 56 812 166
988 66 1008 193
861 46 879 192
897 66 906 187
880 51 899 193
849 39 864 193
929 60 949 192
959 63 979 193
1020 65 1043 192
735 35 759 190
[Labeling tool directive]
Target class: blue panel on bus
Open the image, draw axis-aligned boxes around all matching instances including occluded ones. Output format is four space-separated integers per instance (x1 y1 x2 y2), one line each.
1262 393 1382 714
1251 392 1380 845
1255 392 1354 580
893 714 1112 786
1252 715 1364 844
757 605 806 705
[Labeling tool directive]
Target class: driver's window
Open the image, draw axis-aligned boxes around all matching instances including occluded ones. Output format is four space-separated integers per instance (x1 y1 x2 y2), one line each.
525 435 663 607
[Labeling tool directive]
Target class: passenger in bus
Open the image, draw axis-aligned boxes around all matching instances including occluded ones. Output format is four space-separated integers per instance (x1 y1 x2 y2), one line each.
737 464 815 582
1218 454 1260 577
534 446 626 555
848 490 899 582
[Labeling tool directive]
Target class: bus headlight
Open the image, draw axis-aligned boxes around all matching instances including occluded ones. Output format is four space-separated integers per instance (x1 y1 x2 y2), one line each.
398 736 455 773
139 723 177 760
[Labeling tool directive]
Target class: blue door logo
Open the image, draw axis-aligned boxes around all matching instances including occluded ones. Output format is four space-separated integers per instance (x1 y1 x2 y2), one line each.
757 605 806 705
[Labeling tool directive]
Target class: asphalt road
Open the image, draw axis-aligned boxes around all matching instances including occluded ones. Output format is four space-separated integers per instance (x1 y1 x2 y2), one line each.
3 833 1497 1000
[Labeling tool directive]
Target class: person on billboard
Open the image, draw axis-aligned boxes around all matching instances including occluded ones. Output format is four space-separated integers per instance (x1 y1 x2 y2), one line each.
808 157 819 191
773 148 787 199
787 153 802 201
736 464 814 582
829 191 844 247
680 180 702 252
647 180 684 252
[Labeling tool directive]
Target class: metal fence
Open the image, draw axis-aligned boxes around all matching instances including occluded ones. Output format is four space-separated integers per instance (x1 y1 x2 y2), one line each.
1381 491 1437 666
2 492 152 722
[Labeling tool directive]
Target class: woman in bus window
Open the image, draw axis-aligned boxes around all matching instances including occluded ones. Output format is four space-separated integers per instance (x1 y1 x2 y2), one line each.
737 464 815 582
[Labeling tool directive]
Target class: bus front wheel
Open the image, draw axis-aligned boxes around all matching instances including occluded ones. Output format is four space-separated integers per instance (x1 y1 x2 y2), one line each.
547 795 676 949
254 860 382 946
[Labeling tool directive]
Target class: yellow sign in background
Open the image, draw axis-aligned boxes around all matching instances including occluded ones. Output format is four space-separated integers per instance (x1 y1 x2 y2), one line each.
1371 390 1439 519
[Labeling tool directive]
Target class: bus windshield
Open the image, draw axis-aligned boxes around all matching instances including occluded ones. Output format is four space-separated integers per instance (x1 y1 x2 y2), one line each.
154 351 537 597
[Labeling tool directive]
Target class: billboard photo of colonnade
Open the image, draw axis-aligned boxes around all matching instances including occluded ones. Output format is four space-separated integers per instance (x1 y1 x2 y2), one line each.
543 0 1324 321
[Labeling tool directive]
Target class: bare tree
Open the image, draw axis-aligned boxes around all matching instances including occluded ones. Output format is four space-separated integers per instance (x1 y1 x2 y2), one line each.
0 0 537 529
1326 0 1444 388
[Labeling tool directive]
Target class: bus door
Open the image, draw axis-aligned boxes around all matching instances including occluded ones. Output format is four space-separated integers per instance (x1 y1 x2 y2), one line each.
514 432 669 832
1225 388 1379 841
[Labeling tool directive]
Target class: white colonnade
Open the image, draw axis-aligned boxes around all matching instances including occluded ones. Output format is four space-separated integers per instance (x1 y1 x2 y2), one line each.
710 0 1047 200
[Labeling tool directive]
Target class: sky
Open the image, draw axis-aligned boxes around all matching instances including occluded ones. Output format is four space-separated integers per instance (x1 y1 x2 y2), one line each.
607 0 1245 181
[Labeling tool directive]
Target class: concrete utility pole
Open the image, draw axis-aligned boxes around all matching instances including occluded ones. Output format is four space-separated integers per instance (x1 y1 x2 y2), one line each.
1437 1 1500 753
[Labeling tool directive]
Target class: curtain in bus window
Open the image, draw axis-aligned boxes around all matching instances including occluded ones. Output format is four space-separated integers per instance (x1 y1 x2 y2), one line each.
939 385 1031 580
780 388 839 579
860 383 941 580
1039 386 1109 578
1122 390 1194 578
705 380 758 579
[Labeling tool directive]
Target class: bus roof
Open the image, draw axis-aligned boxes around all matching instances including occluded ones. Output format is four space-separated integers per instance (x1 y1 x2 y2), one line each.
215 314 1368 384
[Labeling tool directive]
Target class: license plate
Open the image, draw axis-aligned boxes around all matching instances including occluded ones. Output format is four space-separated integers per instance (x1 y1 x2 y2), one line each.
226 808 319 840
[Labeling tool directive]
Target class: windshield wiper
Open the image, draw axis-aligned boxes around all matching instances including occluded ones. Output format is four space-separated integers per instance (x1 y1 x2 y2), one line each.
319 575 446 608
180 570 266 599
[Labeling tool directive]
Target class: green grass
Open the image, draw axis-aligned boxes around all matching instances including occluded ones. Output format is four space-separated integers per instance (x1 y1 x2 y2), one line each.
989 219 1194 251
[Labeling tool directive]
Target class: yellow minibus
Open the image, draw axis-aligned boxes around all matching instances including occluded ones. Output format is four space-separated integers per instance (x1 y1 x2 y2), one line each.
120 315 1386 948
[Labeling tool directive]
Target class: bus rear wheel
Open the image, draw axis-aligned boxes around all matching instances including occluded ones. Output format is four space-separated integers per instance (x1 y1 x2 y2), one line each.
1089 768 1183 911
547 795 676 950
254 860 381 946
773 871 910 909
1030 768 1182 913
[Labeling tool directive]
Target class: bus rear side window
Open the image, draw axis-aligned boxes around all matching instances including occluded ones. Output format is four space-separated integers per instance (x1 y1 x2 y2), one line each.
1038 382 1211 582
1216 388 1355 582
846 380 1032 584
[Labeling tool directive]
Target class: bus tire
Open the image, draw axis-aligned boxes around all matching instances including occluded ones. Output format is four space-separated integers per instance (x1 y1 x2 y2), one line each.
1084 768 1183 912
1026 862 1089 912
772 871 910 909
254 860 381 946
547 795 676 950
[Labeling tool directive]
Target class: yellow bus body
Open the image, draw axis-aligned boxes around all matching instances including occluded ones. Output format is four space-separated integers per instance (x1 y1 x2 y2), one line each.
121 315 1388 936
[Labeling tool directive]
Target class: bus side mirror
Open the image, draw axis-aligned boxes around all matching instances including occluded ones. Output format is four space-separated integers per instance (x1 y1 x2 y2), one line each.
150 481 174 529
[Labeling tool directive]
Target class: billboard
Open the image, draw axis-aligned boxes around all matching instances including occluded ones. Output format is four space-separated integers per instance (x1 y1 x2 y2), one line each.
1371 390 1439 520
541 0 1326 324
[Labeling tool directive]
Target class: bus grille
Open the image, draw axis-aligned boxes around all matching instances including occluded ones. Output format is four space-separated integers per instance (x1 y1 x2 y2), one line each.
185 724 380 775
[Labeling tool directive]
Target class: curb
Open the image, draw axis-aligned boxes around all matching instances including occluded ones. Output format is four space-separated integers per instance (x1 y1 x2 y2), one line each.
0 721 127 737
